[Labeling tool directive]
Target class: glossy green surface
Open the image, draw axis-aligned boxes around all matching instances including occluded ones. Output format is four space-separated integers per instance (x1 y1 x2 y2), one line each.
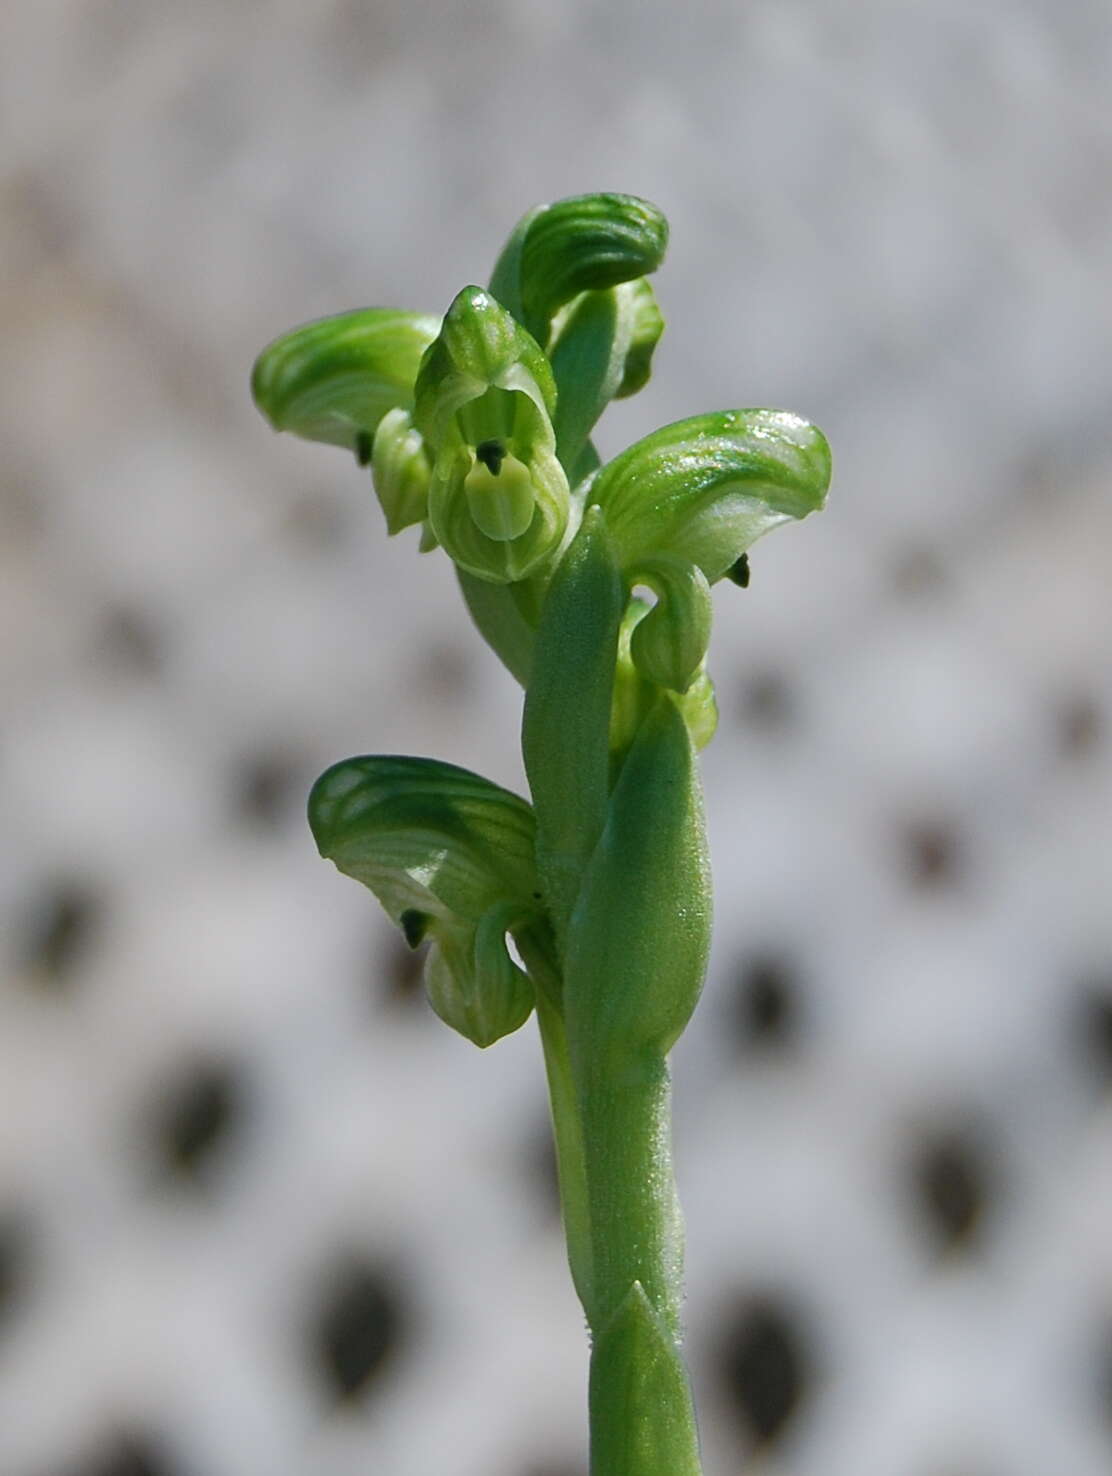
254 192 830 1475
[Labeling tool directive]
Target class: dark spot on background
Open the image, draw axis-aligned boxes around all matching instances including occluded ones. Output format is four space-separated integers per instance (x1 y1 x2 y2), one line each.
285 489 354 552
908 1125 991 1253
69 1429 172 1476
714 1293 810 1446
523 1121 560 1219
311 1256 406 1402
0 454 45 543
737 669 796 732
1057 691 1103 760
152 1058 242 1182
378 930 428 1007
19 879 104 989
733 950 799 1049
234 749 301 830
0 1211 32 1335
1097 1320 1112 1432
317 0 397 85
1075 982 1112 1088
97 604 165 679
901 818 963 890
917 1468 997 1476
890 544 949 600
419 641 474 704
8 172 80 261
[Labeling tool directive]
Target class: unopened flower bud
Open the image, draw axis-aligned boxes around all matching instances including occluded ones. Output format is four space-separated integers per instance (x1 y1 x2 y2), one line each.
371 407 432 534
627 554 712 695
610 598 718 762
424 904 534 1049
308 755 543 1048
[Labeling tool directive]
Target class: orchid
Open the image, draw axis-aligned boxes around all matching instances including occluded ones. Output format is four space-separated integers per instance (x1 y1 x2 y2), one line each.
253 191 830 1475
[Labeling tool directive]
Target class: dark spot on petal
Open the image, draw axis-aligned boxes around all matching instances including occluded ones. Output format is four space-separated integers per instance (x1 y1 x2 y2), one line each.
400 910 430 949
476 439 506 475
726 553 750 587
354 430 373 466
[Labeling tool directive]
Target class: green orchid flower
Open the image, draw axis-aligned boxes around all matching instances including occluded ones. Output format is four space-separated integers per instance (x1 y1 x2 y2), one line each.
253 192 831 1476
309 755 546 1047
413 286 572 584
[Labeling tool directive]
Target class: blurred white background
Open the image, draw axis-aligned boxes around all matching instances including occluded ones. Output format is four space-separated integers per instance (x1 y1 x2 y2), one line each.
2 3 1112 1475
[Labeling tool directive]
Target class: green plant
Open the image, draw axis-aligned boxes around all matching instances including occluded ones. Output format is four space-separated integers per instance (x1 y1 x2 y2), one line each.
252 193 830 1475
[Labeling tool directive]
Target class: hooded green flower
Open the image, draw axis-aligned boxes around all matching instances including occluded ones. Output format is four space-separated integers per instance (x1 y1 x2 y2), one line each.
413 287 572 584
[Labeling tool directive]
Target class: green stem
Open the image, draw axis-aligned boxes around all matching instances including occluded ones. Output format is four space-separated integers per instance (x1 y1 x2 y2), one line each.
527 931 702 1474
576 1049 702 1475
577 1051 682 1336
534 990 594 1313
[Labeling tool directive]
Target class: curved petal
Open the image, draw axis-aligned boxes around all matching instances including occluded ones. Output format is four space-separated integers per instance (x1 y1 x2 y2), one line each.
413 287 556 451
251 308 440 453
308 755 539 925
589 409 831 581
489 193 668 346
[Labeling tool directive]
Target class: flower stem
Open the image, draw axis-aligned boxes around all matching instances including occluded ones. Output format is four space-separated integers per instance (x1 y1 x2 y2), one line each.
575 1051 702 1474
534 991 594 1313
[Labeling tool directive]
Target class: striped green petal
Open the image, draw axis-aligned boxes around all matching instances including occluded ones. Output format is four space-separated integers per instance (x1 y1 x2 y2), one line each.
590 409 831 581
251 308 439 455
